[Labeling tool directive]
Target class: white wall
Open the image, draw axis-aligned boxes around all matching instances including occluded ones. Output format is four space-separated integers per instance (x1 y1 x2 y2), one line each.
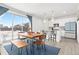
32 16 49 32
77 21 79 43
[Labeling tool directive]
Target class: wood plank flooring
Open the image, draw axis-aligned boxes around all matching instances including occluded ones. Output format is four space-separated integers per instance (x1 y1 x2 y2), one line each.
46 38 79 55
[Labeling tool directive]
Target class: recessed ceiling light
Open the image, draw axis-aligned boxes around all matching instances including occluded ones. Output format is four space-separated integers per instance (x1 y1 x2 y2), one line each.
51 19 54 22
43 20 46 23
77 6 79 10
63 11 66 14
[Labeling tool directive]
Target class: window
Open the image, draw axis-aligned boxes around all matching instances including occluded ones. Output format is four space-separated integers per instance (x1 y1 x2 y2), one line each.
0 11 32 42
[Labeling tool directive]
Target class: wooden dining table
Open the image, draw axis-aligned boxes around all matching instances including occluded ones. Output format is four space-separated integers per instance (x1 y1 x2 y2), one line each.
18 32 44 39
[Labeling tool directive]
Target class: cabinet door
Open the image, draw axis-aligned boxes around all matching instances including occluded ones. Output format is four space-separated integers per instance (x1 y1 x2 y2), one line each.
65 22 71 31
70 22 76 31
65 22 76 31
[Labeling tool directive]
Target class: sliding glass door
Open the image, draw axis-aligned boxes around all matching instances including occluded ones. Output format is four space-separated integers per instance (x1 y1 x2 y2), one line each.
13 14 31 39
0 12 13 42
0 11 32 43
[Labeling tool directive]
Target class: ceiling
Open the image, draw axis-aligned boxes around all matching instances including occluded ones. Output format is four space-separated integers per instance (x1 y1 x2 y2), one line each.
2 3 79 19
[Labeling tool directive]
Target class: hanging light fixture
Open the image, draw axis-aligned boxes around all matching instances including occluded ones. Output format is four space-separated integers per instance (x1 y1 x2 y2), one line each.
43 20 47 23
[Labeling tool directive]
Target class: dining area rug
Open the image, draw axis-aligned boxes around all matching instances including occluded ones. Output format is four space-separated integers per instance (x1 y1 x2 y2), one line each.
4 44 60 55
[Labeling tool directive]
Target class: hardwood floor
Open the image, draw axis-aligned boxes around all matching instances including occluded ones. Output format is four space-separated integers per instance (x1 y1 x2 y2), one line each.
46 38 79 55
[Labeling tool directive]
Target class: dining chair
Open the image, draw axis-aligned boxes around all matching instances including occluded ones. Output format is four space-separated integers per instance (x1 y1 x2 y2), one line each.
33 35 46 51
18 32 27 41
33 40 46 53
11 40 29 55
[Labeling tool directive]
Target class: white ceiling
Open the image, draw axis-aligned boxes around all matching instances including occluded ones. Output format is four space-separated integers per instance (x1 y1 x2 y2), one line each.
2 3 79 19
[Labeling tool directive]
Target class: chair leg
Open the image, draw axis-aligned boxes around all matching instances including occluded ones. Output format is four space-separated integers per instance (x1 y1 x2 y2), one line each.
20 48 22 55
41 45 43 49
11 43 13 51
30 44 34 55
27 40 29 43
26 47 28 55
17 48 22 55
37 45 41 55
36 45 38 49
43 44 46 52
18 48 20 55
52 37 54 42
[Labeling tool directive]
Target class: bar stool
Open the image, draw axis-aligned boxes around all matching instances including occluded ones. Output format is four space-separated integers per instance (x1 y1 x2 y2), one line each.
51 33 56 42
